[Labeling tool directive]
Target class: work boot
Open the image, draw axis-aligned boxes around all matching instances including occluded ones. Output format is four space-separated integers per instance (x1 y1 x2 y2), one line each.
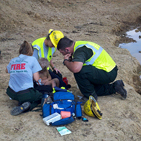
114 80 127 100
11 102 31 116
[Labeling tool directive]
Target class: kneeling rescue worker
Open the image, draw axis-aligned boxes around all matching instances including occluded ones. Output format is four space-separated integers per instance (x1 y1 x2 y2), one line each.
57 36 127 101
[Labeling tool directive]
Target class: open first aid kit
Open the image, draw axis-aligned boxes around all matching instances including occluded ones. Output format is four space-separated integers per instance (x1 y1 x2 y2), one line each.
42 87 82 126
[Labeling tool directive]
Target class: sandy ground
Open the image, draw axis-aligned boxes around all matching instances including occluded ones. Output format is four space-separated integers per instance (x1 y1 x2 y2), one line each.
0 0 141 140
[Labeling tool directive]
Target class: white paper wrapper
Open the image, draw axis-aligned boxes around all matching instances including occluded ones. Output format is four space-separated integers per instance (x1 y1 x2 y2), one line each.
56 126 71 136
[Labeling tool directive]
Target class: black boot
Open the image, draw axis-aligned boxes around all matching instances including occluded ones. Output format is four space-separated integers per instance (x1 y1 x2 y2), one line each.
114 80 127 100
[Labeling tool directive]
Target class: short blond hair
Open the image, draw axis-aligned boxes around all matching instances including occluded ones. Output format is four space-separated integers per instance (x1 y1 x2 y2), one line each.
38 58 49 69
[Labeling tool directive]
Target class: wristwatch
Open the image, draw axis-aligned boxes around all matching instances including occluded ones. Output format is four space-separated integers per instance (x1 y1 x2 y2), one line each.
52 66 56 70
63 59 69 65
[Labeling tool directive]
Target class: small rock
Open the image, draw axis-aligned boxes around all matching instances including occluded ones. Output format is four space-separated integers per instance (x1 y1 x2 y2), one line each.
34 13 40 19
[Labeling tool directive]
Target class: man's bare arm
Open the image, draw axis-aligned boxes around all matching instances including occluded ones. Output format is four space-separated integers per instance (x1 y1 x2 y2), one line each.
64 60 83 73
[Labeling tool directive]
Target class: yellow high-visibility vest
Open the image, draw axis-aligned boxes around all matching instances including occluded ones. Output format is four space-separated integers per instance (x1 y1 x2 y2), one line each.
74 41 116 72
32 37 56 62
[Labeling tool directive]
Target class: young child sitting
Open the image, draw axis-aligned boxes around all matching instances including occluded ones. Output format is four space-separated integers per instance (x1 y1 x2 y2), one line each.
37 58 60 88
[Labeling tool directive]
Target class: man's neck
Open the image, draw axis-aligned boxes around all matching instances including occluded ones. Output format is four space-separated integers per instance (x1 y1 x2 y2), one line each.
44 39 48 46
71 42 75 54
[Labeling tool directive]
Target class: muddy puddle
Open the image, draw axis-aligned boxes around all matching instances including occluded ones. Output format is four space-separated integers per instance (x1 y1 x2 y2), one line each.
116 26 141 64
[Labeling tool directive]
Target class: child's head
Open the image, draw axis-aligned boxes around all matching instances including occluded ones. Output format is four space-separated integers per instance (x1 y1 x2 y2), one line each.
38 58 49 69
19 41 33 56
39 71 48 80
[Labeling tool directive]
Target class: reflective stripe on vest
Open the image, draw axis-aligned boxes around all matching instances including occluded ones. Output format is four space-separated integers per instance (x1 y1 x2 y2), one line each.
32 37 56 62
75 44 103 65
74 41 116 72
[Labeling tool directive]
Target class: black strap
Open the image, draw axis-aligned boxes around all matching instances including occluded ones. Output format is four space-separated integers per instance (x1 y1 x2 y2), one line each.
50 104 52 115
90 105 102 119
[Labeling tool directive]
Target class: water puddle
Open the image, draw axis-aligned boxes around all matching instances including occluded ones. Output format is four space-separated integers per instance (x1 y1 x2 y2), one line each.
115 23 141 93
118 26 141 64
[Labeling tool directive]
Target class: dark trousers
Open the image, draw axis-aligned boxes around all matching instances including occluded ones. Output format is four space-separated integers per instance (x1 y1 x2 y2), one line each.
74 65 118 100
6 87 42 111
49 70 67 88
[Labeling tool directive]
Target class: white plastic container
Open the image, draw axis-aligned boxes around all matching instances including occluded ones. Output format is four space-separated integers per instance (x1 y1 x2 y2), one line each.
43 112 61 125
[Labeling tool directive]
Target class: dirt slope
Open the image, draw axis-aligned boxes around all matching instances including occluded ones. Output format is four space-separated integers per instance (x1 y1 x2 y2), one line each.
0 0 141 140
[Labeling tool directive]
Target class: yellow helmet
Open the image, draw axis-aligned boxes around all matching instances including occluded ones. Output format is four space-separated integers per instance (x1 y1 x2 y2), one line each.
48 29 64 48
84 96 102 119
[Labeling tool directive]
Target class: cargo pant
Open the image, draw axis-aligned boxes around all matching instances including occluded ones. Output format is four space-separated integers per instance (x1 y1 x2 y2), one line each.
6 86 42 111
74 65 118 100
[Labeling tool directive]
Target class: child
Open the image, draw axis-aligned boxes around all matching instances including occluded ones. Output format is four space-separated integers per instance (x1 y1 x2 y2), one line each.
6 41 42 116
38 58 60 88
